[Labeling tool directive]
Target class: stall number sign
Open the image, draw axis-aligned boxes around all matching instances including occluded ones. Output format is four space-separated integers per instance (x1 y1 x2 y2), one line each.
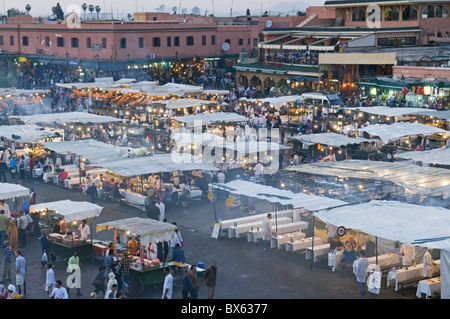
337 226 346 237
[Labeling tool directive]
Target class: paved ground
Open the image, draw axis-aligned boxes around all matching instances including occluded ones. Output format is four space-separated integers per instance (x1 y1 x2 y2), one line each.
0 175 420 301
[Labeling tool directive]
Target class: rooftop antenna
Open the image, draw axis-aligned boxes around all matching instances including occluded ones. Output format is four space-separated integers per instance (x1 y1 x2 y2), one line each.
212 0 215 15
230 0 233 17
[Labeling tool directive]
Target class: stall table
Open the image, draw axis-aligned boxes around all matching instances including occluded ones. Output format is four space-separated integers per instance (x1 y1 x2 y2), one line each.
271 231 306 249
48 236 93 262
286 237 323 252
247 221 308 243
228 217 292 239
306 243 331 262
387 260 440 291
353 253 400 275
416 277 441 298
220 209 294 231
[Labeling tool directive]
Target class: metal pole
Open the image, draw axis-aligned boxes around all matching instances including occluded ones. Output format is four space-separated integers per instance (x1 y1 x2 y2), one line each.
311 214 315 271
375 236 378 266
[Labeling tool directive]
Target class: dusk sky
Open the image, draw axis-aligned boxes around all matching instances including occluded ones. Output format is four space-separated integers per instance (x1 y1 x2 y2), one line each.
2 0 325 18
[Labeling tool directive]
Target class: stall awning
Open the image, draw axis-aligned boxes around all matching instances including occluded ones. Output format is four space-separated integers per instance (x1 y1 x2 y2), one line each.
0 183 30 200
172 132 224 146
96 217 177 246
314 200 450 248
396 146 450 166
286 159 450 196
0 125 58 143
353 122 447 144
289 75 318 82
172 112 248 126
150 98 217 110
11 112 125 126
245 95 303 109
211 180 348 211
292 132 377 147
219 141 292 154
319 52 397 65
42 139 130 164
93 153 219 177
346 106 437 118
29 200 103 223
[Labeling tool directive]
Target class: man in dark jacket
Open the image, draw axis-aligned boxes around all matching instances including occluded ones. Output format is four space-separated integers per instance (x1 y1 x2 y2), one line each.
204 260 218 299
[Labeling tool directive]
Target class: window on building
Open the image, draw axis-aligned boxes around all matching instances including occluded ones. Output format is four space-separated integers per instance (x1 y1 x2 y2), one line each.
402 5 417 21
45 37 50 47
225 39 230 44
253 38 258 47
352 7 366 21
422 5 447 18
186 36 194 46
71 37 79 48
202 35 206 46
238 38 244 45
0 36 3 45
248 38 251 45
167 36 172 47
57 37 64 47
174 36 180 47
120 38 127 49
86 37 91 48
22 36 29 46
152 37 160 47
384 6 399 21
211 35 216 45
138 37 144 48
10 36 14 46
102 38 107 49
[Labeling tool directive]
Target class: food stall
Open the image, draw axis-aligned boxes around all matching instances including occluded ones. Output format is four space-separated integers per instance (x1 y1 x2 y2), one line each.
96 217 178 296
0 182 30 218
29 200 103 262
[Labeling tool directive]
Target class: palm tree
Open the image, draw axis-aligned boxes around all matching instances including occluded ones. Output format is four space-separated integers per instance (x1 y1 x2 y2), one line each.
95 5 101 19
25 4 31 15
82 3 87 19
88 4 94 19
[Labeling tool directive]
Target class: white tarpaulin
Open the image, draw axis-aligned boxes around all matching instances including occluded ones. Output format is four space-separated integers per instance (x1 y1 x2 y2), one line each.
353 122 447 143
0 183 30 200
172 132 224 146
12 112 125 125
149 98 217 109
346 106 437 117
211 180 348 211
0 125 58 143
396 146 450 166
42 139 130 164
293 132 377 147
313 200 450 298
96 217 177 246
245 95 303 109
172 112 248 126
29 200 103 223
285 160 450 196
414 110 450 122
219 141 291 154
93 153 219 177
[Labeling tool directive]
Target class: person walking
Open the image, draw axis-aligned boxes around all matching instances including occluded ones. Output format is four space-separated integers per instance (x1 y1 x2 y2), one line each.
15 250 26 297
40 228 49 267
49 280 68 299
2 240 12 282
182 268 195 299
67 250 82 296
204 260 218 299
162 267 173 299
17 212 28 248
45 263 56 296
92 266 107 298
355 250 369 295
7 220 18 253
188 264 200 299
118 251 131 290
261 213 273 251
0 210 8 246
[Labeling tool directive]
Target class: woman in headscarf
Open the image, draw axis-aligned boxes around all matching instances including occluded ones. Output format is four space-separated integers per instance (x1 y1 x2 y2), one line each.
8 220 18 252
105 272 117 299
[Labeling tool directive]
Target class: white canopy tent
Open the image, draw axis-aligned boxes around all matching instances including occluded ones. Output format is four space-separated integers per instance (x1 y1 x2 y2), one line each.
12 112 125 126
29 199 103 223
0 125 58 143
0 88 50 96
353 122 447 144
286 160 450 197
292 132 377 147
346 106 437 118
172 112 248 127
0 182 30 200
313 200 450 298
218 141 291 154
210 180 348 211
92 153 219 177
96 217 177 247
396 147 450 166
149 98 217 110
243 95 303 110
172 132 224 146
42 139 130 164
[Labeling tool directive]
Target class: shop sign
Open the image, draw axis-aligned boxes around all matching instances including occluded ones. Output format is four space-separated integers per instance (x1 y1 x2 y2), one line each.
18 57 27 62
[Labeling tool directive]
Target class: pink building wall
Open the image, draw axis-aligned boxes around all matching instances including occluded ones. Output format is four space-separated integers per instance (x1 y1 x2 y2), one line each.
393 66 450 81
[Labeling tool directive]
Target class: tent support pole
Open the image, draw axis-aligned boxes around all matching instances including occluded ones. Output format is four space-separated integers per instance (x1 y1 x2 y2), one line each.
375 236 378 266
311 214 315 271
